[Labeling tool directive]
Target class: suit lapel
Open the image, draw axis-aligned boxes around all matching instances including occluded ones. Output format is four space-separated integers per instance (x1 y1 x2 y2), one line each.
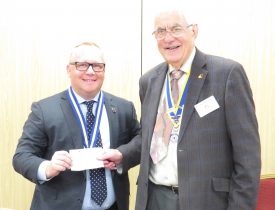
103 93 118 148
145 63 168 148
60 91 83 149
178 50 208 142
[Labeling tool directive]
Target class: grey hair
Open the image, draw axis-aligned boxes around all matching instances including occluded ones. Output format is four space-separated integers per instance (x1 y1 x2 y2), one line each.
69 42 105 63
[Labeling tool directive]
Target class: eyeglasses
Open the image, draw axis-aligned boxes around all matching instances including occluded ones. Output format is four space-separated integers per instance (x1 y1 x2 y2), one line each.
70 62 105 72
152 24 193 40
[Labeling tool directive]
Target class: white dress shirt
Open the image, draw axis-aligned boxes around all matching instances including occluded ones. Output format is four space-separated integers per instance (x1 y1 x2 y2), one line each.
149 48 196 187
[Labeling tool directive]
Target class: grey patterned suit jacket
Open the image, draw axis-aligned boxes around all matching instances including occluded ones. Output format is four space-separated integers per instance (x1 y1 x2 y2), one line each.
120 49 261 210
13 90 140 210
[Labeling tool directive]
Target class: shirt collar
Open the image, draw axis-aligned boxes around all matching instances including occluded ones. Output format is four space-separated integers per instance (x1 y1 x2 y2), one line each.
71 88 100 104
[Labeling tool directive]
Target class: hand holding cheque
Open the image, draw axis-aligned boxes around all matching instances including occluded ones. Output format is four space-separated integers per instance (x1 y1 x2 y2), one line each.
70 148 118 171
70 148 104 171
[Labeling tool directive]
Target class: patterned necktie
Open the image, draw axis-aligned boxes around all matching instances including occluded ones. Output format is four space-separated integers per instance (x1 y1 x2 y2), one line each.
150 70 184 164
85 100 107 206
170 69 184 104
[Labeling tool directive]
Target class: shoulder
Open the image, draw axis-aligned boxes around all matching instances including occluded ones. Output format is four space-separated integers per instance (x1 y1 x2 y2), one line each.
141 62 167 79
36 91 67 105
195 50 245 82
27 91 67 119
196 49 242 70
193 49 249 89
139 62 168 88
208 54 246 81
200 51 243 72
103 92 137 116
31 91 67 112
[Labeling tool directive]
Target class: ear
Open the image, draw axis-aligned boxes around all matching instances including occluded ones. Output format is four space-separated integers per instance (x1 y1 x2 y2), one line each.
66 64 71 77
191 24 198 39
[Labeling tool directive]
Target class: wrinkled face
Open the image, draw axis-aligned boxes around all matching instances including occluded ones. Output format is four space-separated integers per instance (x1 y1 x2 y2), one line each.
66 45 105 100
154 11 197 69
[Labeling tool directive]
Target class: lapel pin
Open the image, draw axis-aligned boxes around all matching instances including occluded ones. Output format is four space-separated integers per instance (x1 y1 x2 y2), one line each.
111 107 117 113
198 73 203 79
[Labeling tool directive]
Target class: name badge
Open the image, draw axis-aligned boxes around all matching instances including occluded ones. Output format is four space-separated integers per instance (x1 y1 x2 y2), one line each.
194 96 220 117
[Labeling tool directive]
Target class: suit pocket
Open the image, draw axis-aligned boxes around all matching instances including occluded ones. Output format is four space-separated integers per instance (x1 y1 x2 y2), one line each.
212 177 230 192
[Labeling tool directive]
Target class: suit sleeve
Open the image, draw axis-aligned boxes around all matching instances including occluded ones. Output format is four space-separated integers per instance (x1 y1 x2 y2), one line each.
224 63 261 210
12 102 48 184
117 101 141 172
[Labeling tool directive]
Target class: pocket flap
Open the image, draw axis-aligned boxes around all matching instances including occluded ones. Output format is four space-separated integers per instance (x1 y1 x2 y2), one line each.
212 177 230 192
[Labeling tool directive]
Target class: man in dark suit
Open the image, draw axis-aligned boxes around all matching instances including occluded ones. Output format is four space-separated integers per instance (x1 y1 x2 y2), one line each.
102 8 261 210
12 42 140 210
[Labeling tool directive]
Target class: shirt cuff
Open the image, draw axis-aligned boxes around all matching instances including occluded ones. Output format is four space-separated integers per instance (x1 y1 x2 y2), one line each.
37 160 51 183
116 164 123 174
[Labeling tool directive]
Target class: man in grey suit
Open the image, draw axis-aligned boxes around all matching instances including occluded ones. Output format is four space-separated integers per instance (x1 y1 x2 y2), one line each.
12 42 140 210
102 8 261 210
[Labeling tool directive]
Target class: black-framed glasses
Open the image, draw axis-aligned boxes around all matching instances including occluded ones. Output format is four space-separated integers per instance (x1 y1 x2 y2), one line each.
152 24 193 40
70 62 105 72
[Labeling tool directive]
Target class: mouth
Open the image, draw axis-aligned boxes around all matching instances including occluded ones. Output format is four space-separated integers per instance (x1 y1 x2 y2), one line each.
165 45 180 50
83 78 96 83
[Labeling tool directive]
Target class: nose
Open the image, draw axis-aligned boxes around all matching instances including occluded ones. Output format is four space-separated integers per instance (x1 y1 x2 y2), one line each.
86 65 95 74
163 31 174 41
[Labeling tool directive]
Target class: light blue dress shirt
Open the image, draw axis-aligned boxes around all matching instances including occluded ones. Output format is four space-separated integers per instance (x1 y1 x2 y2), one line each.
78 92 115 210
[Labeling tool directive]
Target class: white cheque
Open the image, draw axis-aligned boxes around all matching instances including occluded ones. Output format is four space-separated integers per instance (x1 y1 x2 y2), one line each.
69 148 104 171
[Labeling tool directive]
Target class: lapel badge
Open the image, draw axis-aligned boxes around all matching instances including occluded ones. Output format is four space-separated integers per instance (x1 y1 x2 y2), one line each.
111 107 117 113
198 73 204 79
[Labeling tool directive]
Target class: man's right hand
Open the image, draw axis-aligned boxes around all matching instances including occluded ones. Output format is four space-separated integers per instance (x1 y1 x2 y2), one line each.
46 150 72 179
98 149 123 170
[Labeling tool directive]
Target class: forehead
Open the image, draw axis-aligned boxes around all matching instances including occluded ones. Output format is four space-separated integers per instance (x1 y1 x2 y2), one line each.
154 11 186 28
70 45 104 62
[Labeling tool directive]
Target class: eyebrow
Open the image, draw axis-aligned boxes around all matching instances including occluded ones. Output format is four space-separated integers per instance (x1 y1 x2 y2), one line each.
156 23 183 29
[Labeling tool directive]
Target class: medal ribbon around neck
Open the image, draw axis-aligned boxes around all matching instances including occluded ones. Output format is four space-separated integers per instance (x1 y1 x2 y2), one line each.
67 86 104 148
166 70 190 127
